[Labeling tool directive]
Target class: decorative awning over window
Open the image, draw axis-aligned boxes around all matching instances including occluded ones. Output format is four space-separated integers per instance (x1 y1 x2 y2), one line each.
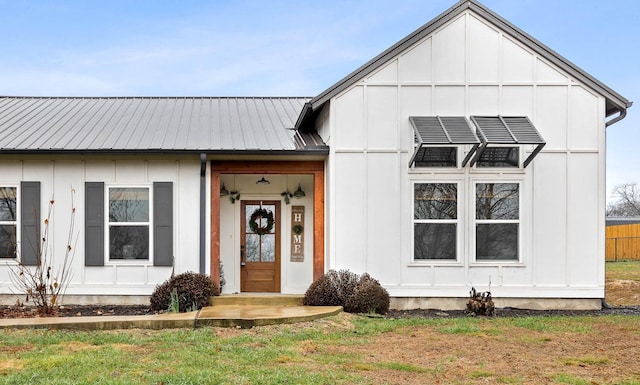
408 116 481 167
469 116 546 168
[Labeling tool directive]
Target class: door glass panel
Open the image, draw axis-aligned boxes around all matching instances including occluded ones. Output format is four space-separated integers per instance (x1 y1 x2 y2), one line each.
245 204 261 232
246 234 260 262
261 234 275 262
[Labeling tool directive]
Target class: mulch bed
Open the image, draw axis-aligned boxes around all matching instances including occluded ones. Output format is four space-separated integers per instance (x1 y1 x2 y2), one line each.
387 305 640 318
0 305 156 319
3 304 640 319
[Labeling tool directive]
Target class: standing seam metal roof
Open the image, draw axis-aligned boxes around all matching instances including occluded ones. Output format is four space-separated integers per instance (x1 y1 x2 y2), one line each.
0 96 326 153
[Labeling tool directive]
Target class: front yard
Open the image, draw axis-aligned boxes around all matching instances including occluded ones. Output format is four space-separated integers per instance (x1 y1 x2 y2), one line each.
0 262 638 385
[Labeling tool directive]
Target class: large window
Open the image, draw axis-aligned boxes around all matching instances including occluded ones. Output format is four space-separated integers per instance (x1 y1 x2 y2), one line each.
108 187 150 260
475 183 519 261
414 183 457 260
0 187 17 259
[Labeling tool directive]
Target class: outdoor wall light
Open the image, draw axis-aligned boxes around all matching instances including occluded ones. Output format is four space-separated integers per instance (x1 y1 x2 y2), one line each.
256 176 271 185
220 183 229 197
293 184 306 198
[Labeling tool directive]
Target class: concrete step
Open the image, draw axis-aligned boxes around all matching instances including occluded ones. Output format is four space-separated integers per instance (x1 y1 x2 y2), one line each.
210 294 304 307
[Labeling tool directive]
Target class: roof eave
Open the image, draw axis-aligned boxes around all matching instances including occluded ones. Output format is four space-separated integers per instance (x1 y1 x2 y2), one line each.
0 148 330 156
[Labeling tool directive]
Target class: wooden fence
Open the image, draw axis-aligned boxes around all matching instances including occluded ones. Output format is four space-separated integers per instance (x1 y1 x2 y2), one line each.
606 223 640 261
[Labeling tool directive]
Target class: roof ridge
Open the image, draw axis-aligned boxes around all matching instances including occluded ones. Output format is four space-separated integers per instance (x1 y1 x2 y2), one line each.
0 96 313 100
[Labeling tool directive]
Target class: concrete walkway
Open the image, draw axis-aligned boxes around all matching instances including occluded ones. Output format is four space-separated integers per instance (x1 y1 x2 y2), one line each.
0 295 342 330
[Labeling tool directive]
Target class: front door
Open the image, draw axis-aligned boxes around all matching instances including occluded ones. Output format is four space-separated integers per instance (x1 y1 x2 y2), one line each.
240 201 281 292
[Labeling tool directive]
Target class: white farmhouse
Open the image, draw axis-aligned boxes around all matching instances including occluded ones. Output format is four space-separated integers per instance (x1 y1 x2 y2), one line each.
0 0 631 309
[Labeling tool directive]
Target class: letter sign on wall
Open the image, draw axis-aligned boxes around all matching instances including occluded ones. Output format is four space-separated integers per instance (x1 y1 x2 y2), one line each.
290 206 304 262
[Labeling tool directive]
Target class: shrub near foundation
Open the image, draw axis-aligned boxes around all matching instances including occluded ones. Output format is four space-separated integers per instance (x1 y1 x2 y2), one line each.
303 270 390 314
150 272 219 312
344 273 390 315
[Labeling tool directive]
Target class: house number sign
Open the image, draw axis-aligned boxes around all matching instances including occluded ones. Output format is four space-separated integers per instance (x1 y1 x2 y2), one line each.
290 206 304 262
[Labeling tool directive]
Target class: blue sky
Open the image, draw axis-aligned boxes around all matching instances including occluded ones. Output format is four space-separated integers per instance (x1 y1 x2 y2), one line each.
0 0 638 200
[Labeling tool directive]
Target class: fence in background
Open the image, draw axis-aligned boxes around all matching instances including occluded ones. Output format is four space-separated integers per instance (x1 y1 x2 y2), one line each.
606 236 640 261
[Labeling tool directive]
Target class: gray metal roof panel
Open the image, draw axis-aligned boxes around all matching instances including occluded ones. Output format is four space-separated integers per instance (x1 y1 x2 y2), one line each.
0 97 319 153
299 0 631 129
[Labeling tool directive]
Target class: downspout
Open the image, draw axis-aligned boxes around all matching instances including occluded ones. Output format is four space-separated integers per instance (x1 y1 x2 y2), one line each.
605 108 627 127
199 153 207 275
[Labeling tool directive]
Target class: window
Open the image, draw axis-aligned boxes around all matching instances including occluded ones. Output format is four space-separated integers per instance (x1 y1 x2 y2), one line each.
414 183 457 260
0 187 17 259
475 147 519 168
108 187 150 260
85 182 172 267
414 146 458 167
475 183 519 261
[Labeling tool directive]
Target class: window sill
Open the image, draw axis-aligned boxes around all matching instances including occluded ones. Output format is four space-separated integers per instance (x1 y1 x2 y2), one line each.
469 261 525 267
105 260 152 267
408 261 463 267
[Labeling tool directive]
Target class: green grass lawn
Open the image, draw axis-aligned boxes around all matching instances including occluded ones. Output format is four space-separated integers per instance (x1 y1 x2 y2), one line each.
606 260 640 281
1 262 639 384
2 314 640 384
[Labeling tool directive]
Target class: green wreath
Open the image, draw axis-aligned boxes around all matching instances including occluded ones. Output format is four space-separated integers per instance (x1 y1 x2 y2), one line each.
249 208 274 235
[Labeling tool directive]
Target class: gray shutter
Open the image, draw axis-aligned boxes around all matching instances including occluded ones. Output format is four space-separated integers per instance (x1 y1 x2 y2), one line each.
85 182 104 266
20 182 41 266
153 182 173 267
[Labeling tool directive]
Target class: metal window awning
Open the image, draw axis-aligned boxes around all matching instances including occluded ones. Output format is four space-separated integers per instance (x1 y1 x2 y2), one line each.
469 116 546 168
409 116 480 167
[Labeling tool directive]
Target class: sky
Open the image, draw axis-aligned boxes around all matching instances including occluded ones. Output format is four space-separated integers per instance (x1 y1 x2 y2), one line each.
0 0 638 201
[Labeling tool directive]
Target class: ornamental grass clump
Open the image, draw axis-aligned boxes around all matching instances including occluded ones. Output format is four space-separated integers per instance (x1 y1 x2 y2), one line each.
150 271 219 312
303 269 390 315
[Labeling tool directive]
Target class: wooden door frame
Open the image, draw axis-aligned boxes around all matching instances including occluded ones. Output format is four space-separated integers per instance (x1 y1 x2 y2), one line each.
240 200 281 292
210 160 325 288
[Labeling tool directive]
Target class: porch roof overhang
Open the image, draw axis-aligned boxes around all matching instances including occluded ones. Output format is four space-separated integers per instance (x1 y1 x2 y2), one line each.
408 116 480 167
469 116 546 168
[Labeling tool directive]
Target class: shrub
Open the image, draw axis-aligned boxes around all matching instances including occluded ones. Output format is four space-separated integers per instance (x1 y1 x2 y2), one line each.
303 270 390 315
150 272 219 312
303 269 358 307
344 273 390 315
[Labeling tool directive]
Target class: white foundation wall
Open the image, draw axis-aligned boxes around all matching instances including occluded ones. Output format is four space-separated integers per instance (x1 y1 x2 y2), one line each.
218 174 315 294
326 10 606 300
0 156 202 299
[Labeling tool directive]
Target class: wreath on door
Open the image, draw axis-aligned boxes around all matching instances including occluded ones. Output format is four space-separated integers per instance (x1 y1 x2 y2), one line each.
249 208 275 235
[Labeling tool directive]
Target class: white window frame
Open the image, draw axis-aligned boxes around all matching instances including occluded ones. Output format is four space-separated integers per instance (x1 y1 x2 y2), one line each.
0 185 19 261
411 180 462 265
471 180 522 265
105 185 153 265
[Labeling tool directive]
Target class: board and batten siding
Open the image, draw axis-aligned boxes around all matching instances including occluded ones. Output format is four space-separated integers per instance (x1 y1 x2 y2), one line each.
0 157 201 296
326 10 605 299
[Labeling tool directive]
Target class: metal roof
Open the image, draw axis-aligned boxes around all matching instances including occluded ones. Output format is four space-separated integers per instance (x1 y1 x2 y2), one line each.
296 0 632 131
0 96 328 154
606 217 640 226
